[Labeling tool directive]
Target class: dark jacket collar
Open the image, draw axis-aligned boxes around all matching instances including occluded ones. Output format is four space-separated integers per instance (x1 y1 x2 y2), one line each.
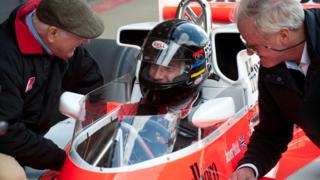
14 0 44 55
304 9 320 70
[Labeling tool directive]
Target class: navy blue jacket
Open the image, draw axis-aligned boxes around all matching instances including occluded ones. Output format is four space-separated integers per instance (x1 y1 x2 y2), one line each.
238 9 320 177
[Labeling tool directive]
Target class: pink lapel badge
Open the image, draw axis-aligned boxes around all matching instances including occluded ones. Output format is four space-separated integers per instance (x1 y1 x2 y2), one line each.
25 77 35 93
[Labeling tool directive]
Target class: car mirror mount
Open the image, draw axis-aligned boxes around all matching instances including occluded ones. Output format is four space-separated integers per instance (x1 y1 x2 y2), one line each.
59 92 84 120
191 97 236 128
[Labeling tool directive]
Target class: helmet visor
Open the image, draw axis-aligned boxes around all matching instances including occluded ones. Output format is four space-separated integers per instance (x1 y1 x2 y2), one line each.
141 38 197 71
139 38 205 84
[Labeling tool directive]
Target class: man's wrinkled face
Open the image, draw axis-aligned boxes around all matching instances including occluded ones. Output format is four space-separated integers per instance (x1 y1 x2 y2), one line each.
148 61 185 83
49 28 89 60
237 17 287 68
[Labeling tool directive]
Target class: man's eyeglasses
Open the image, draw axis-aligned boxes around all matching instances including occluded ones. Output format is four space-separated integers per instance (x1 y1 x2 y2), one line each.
240 35 305 54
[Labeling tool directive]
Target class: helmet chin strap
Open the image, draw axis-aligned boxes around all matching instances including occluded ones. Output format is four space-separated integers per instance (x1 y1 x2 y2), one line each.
172 73 190 85
138 92 198 119
167 92 199 119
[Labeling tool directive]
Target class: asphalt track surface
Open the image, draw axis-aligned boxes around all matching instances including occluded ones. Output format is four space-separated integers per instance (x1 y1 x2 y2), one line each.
0 0 158 40
95 0 158 39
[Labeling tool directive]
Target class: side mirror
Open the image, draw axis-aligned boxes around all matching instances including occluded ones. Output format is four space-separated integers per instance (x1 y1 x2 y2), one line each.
59 92 84 120
191 97 235 128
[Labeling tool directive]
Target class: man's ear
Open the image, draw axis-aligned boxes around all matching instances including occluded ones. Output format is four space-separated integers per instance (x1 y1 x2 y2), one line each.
278 28 290 44
47 26 59 43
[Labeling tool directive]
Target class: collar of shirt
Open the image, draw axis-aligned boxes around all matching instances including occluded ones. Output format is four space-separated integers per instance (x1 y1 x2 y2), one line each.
285 43 310 76
25 11 53 55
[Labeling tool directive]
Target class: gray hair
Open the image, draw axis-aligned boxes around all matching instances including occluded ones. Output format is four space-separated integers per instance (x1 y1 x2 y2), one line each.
235 0 305 34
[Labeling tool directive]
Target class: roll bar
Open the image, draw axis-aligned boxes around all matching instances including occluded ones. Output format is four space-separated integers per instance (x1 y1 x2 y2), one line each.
175 0 212 36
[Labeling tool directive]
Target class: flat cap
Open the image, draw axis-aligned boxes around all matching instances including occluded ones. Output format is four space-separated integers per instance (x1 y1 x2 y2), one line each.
36 0 104 39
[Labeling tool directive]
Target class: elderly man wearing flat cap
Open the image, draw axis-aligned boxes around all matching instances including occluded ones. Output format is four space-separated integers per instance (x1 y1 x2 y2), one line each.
0 0 105 179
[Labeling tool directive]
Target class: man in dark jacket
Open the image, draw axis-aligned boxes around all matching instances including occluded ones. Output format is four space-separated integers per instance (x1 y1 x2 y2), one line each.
230 0 320 179
0 0 104 179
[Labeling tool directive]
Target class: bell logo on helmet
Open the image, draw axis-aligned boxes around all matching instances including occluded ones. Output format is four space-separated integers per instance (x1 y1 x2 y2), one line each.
152 41 168 50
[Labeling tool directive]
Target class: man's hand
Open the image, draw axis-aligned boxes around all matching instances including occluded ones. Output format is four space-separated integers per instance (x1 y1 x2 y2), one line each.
229 167 256 180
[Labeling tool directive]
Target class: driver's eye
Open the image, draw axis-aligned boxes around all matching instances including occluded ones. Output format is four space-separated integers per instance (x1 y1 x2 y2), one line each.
168 61 180 67
150 64 179 72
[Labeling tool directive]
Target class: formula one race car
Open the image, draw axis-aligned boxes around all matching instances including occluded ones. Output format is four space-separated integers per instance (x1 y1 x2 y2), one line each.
39 0 320 179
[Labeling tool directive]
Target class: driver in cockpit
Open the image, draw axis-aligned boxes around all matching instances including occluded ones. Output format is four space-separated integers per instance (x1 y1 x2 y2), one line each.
135 19 212 149
96 19 213 167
